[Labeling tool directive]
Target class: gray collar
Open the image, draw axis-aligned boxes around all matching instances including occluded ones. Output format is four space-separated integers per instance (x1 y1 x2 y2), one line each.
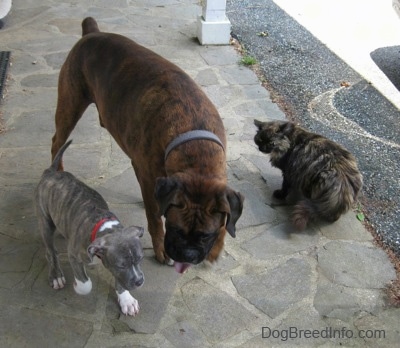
165 130 224 160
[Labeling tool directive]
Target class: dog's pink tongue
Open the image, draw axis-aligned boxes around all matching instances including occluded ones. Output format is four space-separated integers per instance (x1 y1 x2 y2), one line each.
174 262 191 274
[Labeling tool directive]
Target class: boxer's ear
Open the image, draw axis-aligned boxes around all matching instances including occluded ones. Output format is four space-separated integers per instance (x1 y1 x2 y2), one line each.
154 177 183 216
223 188 244 238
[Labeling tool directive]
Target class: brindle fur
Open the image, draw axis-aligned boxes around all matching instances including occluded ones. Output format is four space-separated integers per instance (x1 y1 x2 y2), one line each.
35 140 144 304
51 17 244 266
254 120 363 230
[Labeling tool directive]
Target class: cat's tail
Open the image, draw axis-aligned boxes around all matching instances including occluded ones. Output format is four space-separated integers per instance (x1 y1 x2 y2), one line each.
292 199 316 230
292 197 338 230
292 179 361 230
292 195 348 230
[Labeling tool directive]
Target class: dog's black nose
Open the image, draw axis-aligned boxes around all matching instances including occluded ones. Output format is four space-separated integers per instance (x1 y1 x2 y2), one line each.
181 248 203 264
165 242 204 264
135 277 144 287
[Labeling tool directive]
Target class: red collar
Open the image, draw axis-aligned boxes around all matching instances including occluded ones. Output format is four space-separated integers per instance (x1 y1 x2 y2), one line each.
90 217 117 242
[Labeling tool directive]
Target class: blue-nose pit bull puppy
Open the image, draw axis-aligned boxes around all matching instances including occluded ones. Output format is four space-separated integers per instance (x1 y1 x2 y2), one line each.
35 140 144 316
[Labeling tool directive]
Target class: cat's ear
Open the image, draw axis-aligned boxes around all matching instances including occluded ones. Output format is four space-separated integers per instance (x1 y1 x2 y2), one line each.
254 119 264 130
280 122 294 135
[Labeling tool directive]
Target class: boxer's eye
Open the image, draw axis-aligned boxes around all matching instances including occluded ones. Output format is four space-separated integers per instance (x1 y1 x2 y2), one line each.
210 207 223 215
171 203 185 209
198 232 217 242
168 225 185 237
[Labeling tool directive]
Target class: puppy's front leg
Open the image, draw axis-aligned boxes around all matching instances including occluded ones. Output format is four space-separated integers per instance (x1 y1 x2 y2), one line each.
68 254 92 295
115 280 140 316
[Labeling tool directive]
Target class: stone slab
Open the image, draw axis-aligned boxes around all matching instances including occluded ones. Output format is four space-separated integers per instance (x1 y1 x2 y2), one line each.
181 277 257 343
162 320 211 347
354 309 400 347
244 153 284 195
0 241 42 289
0 305 93 348
319 211 373 241
232 181 280 229
317 241 396 289
219 65 260 85
0 110 56 147
97 168 143 204
314 276 385 321
199 46 240 66
21 73 59 88
202 85 244 109
232 258 311 318
241 223 320 259
194 68 219 86
0 185 38 240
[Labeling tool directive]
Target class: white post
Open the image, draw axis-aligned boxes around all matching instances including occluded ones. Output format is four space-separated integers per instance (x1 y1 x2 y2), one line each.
0 0 12 19
197 0 231 45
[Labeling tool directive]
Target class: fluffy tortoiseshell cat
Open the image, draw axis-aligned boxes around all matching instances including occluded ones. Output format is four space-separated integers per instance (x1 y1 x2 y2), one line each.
254 119 363 230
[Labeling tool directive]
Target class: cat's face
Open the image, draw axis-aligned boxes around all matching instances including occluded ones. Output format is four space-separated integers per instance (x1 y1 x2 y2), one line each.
254 120 293 154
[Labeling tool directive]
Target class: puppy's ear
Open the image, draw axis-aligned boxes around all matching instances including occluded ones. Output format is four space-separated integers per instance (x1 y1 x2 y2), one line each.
219 188 244 238
154 177 182 216
87 239 106 261
125 226 144 238
254 119 264 129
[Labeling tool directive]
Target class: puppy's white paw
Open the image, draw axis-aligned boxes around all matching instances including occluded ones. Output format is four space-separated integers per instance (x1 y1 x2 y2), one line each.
117 290 140 316
52 277 66 290
74 277 92 295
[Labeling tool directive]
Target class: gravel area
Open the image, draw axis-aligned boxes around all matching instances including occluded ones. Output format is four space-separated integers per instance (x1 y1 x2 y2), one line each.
227 0 400 256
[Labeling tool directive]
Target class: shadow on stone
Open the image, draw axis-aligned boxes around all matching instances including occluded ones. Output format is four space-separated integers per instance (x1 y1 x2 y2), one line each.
370 46 400 92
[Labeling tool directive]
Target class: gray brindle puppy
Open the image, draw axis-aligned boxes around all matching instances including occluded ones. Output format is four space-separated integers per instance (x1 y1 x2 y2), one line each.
35 140 145 316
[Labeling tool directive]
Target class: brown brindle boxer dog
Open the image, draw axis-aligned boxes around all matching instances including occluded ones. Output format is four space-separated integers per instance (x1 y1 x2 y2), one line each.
51 17 244 273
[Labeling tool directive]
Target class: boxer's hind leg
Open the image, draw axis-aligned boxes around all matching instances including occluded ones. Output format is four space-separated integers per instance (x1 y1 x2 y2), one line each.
51 67 92 170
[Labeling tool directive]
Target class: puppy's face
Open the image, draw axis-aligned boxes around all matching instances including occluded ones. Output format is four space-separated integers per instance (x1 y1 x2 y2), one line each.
254 119 294 154
88 226 145 290
155 176 243 270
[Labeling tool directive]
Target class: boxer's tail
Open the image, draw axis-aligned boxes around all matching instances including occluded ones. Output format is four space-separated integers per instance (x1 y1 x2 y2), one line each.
82 17 100 36
50 140 72 171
